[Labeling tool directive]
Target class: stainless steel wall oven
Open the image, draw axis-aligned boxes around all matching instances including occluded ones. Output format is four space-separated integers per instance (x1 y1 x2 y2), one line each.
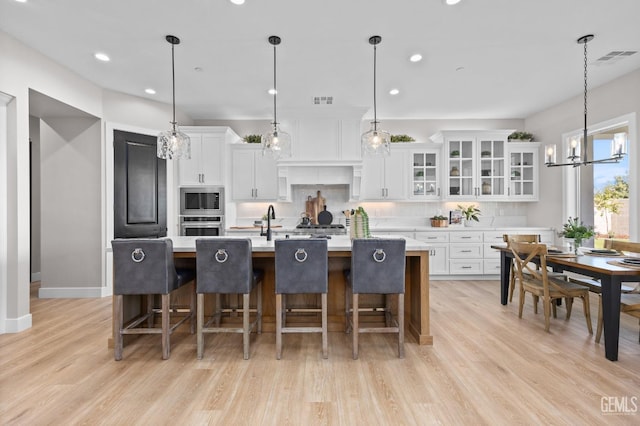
179 186 225 236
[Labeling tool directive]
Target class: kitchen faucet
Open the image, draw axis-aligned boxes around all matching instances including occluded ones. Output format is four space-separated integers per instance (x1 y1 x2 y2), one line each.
260 205 276 241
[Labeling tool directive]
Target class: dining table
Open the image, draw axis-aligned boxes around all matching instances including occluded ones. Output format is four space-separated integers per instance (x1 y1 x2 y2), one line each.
491 244 640 361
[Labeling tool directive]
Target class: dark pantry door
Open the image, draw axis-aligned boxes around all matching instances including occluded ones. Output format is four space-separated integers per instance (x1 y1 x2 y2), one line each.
113 130 167 238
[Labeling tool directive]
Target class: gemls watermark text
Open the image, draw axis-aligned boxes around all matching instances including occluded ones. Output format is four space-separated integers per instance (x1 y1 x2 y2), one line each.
601 396 638 415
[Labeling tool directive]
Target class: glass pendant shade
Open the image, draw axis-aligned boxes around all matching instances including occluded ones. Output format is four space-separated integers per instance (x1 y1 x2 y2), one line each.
567 135 581 160
544 144 557 165
157 125 191 160
611 132 627 158
262 124 291 159
361 123 391 156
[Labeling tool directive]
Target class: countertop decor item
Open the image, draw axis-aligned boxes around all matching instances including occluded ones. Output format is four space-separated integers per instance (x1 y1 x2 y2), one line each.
351 207 371 238
458 204 481 223
262 35 292 159
157 35 191 160
560 216 595 254
361 35 391 157
430 215 448 227
544 34 627 167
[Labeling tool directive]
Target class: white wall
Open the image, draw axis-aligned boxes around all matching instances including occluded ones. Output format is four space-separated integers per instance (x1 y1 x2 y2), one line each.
29 116 41 281
525 69 640 240
0 92 13 333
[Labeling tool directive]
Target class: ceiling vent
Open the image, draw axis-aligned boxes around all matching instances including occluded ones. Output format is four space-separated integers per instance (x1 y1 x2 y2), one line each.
313 96 333 105
595 50 637 64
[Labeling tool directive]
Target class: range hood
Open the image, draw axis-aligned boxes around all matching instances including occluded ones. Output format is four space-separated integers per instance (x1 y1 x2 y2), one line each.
276 160 363 201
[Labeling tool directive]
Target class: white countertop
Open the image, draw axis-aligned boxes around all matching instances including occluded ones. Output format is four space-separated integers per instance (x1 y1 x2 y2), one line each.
170 235 431 252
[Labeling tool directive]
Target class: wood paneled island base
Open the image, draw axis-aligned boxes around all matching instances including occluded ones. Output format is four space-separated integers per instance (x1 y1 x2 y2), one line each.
116 236 433 347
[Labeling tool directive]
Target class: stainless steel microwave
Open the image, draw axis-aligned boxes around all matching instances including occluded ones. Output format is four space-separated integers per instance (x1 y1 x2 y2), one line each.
179 186 224 216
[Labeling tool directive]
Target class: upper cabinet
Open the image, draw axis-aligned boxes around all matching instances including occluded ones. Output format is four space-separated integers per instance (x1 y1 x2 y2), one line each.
231 144 278 201
410 148 441 200
178 127 240 186
361 147 408 200
507 142 539 200
432 131 510 200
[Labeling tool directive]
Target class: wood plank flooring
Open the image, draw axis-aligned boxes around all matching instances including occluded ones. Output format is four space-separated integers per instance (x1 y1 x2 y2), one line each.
1 280 639 425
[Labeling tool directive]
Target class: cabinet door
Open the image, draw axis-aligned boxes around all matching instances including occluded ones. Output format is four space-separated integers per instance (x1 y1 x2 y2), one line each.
231 149 256 200
253 154 278 200
477 137 506 198
429 244 449 275
508 143 538 200
411 151 440 199
200 134 224 185
178 133 203 185
361 156 386 200
384 149 407 199
446 138 475 198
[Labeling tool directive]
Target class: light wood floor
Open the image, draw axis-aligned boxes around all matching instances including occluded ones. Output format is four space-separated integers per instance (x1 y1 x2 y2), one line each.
1 281 639 425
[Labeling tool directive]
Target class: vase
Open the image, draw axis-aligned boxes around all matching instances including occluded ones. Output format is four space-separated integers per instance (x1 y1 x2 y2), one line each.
573 237 582 255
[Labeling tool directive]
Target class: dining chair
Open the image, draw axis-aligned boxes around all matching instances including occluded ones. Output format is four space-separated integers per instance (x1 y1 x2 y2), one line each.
111 239 196 360
195 238 263 360
502 234 540 303
274 238 328 360
510 241 592 333
345 238 406 359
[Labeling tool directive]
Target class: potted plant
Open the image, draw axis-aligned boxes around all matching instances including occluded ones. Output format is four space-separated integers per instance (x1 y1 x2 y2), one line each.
390 134 416 142
481 150 492 157
560 217 595 254
450 150 460 158
243 134 262 144
458 204 481 224
508 131 534 142
430 215 449 227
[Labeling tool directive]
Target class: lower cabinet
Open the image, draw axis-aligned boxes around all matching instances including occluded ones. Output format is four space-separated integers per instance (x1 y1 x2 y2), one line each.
413 232 449 275
449 232 484 274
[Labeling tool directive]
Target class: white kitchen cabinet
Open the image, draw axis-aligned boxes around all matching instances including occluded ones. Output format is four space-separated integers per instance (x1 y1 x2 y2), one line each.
410 149 441 200
231 145 278 201
361 148 407 200
431 131 510 200
507 142 539 200
414 232 449 275
178 127 239 186
448 231 484 274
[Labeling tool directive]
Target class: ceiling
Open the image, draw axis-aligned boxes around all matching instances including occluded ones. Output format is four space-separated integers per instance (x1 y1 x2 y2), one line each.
2 0 640 121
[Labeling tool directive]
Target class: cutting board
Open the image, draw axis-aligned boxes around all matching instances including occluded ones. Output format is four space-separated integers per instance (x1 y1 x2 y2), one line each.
305 190 325 225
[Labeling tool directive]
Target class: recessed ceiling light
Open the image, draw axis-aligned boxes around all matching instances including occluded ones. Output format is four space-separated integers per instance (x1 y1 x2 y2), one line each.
230 0 245 5
444 0 462 5
194 67 203 72
15 0 28 3
455 66 465 71
389 89 400 95
409 54 422 63
145 88 156 95
94 52 110 62
268 88 277 95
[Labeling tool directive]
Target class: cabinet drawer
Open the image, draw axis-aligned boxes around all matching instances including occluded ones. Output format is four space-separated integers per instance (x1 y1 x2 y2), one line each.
449 243 483 258
449 259 483 274
483 260 502 274
483 231 507 243
484 243 502 258
414 232 449 243
449 232 483 243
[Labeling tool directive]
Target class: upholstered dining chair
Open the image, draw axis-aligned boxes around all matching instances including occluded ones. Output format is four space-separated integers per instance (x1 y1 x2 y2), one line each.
510 241 593 333
345 238 406 359
274 238 328 359
111 238 196 360
195 238 263 360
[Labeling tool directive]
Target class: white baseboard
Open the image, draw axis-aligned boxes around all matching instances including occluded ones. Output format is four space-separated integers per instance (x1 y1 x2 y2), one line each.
31 272 41 282
3 313 33 333
38 287 108 298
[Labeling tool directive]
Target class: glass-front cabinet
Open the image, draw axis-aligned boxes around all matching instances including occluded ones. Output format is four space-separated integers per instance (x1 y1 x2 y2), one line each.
508 142 539 200
410 150 440 199
432 131 510 200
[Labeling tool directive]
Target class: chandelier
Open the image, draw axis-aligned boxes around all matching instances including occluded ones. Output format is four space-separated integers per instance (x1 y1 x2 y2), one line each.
262 35 291 159
361 35 391 157
545 34 627 167
157 35 191 160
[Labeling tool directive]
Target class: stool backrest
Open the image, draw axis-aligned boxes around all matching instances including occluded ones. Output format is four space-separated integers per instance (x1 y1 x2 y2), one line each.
503 234 541 246
351 239 406 294
111 239 178 295
196 238 254 294
275 239 328 294
604 239 640 255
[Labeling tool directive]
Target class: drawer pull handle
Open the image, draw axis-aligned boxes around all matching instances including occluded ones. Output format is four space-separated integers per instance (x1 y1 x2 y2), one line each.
461 237 471 239
461 250 472 253
427 237 437 239
461 266 472 269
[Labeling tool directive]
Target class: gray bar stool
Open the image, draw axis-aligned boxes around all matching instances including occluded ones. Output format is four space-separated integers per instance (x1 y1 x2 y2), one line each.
111 239 196 360
345 238 406 359
275 238 328 359
195 238 263 360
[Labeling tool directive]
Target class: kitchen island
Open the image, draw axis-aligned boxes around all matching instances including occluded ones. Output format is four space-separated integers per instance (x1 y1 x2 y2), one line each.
170 235 433 345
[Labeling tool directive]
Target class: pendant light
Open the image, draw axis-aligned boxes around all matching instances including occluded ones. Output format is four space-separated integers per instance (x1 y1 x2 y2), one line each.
157 35 191 160
361 35 391 157
262 35 291 159
544 34 627 167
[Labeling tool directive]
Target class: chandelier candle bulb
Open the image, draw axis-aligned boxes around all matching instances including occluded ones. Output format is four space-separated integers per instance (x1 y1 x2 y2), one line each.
545 144 557 165
611 132 627 158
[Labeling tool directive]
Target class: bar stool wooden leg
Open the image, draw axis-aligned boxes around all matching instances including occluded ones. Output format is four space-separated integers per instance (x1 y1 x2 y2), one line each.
257 281 263 334
162 294 170 360
243 293 250 360
190 282 196 334
197 293 205 360
114 295 124 361
398 293 405 359
352 293 359 360
345 284 351 334
322 293 328 359
146 295 154 328
276 294 283 360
